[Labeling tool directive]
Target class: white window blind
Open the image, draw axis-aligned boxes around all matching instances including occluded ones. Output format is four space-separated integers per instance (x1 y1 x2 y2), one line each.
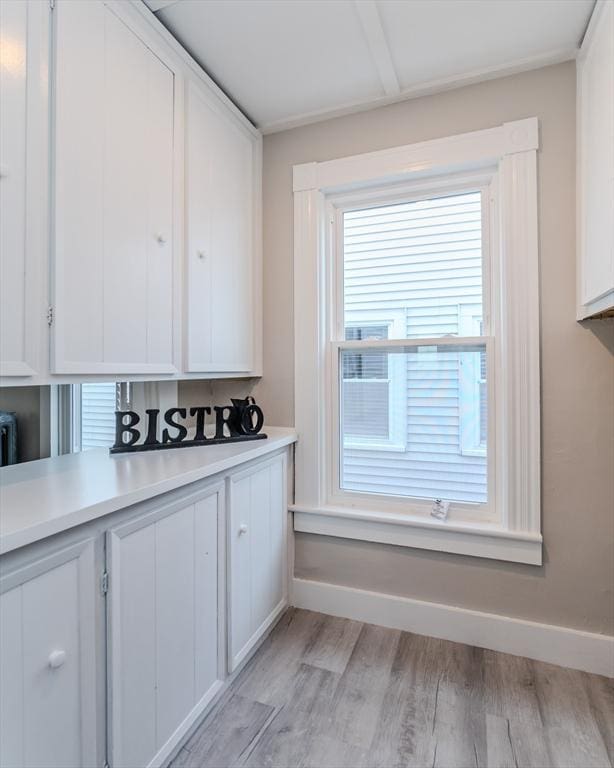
340 191 487 504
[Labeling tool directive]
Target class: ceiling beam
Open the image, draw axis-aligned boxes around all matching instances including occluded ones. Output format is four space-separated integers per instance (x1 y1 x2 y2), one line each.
143 0 183 13
352 0 401 97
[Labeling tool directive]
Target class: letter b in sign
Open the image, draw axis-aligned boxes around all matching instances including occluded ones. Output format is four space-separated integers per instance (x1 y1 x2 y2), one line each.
113 411 140 449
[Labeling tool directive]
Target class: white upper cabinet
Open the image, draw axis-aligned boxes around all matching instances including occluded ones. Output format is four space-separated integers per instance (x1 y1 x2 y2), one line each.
0 1 47 377
0 0 262 384
52 0 180 374
577 0 614 319
185 80 261 373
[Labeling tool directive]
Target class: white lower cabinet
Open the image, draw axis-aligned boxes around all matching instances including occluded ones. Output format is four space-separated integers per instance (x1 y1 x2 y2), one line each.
0 446 292 768
0 539 98 768
106 481 224 768
228 453 287 671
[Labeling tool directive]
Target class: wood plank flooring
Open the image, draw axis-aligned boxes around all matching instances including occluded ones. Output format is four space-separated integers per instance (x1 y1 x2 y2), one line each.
170 609 614 768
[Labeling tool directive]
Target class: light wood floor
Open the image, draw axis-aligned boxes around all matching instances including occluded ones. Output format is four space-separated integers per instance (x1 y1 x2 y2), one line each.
170 608 614 768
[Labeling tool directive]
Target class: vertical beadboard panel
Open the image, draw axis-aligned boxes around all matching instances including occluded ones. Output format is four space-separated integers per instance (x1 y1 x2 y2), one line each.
194 493 220 701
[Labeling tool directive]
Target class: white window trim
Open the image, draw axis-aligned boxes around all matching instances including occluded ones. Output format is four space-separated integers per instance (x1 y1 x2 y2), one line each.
343 309 407 452
292 118 541 565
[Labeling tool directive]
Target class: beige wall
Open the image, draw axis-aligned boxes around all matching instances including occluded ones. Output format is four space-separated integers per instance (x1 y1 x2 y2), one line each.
257 61 614 635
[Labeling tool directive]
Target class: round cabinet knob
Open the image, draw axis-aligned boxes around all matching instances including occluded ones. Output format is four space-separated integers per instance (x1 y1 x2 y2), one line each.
48 650 66 669
239 524 248 535
197 250 206 260
156 233 167 245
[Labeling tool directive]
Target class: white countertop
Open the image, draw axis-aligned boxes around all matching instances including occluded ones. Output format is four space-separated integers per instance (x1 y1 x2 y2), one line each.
0 427 297 556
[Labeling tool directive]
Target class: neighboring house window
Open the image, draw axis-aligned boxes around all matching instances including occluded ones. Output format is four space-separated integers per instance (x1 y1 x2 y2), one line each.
343 314 406 451
293 119 541 564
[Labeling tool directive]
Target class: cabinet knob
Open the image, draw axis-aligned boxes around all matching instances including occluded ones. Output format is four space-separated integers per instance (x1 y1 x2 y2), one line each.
156 233 167 245
48 650 66 669
197 250 206 260
239 524 248 535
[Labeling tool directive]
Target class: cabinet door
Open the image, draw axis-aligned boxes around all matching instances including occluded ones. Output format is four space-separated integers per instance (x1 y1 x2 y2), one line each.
0 0 47 377
0 539 98 768
228 453 287 671
53 0 177 374
578 0 614 312
185 80 256 373
107 483 224 768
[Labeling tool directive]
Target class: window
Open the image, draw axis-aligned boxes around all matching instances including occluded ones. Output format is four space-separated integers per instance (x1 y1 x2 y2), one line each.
52 381 178 455
53 382 130 454
293 119 541 564
338 192 488 503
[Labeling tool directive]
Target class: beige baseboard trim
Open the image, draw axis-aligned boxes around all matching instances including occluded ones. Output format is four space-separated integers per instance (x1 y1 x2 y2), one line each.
292 578 614 677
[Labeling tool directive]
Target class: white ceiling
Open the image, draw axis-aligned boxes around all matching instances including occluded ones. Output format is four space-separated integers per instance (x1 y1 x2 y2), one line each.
146 0 595 133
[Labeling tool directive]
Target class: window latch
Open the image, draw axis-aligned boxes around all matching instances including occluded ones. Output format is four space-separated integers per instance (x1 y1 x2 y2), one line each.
431 499 450 521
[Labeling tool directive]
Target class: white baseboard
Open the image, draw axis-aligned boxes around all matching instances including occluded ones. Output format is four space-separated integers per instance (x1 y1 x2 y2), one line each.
292 578 614 677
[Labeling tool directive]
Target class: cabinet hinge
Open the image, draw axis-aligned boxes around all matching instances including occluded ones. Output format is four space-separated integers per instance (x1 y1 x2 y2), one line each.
49 0 55 10
101 571 109 595
46 305 54 326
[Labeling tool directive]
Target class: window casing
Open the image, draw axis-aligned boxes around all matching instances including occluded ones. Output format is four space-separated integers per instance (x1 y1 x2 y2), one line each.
292 119 541 565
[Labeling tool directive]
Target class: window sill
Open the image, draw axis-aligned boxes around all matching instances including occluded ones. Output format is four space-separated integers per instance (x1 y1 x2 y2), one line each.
290 504 542 565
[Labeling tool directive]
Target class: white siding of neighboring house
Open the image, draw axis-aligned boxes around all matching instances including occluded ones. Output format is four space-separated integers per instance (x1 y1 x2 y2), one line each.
341 192 487 504
80 382 118 449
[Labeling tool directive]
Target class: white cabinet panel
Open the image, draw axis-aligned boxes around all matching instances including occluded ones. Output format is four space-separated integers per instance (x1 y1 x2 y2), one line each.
185 81 257 373
194 493 220 700
53 0 178 374
0 586 23 766
228 453 287 671
155 505 195 749
0 0 47 377
107 482 223 768
577 0 614 318
0 539 98 768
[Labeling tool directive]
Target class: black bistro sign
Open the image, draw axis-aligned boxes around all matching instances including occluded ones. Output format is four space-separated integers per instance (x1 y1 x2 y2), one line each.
111 397 266 454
